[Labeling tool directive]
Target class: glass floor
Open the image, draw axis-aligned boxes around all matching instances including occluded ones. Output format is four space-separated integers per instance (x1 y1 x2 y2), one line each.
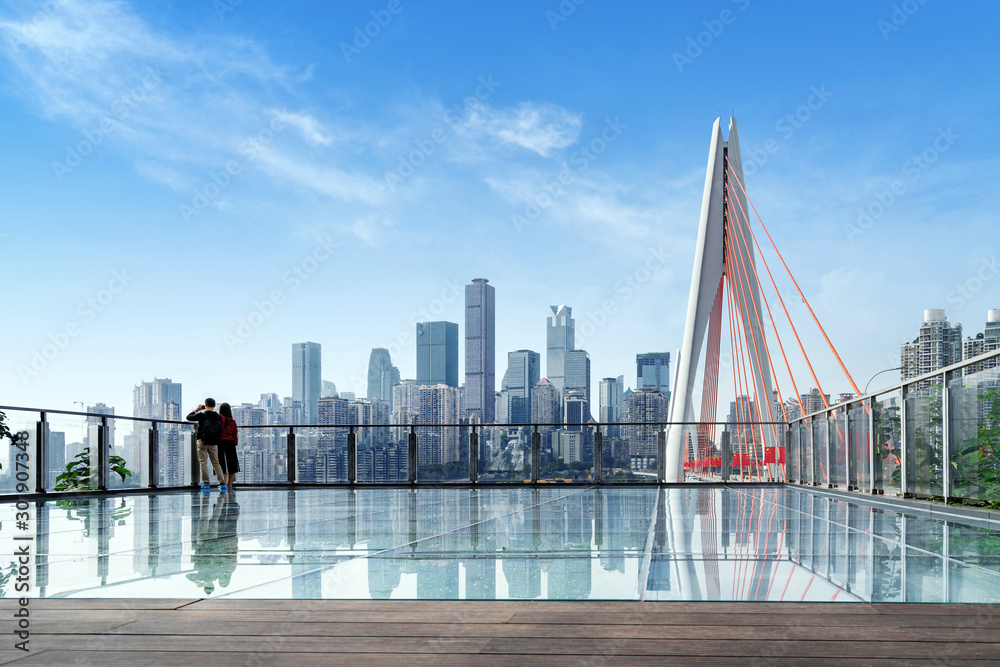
2 486 999 602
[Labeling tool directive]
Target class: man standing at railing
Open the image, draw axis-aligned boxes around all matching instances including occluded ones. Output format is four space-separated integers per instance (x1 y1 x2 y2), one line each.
186 398 227 492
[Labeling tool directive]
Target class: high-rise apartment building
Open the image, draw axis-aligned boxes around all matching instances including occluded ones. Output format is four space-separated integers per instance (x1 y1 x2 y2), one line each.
964 309 1000 376
367 348 400 402
501 350 540 424
900 310 962 381
293 342 322 424
599 376 625 435
546 305 575 394
564 349 591 419
418 384 461 465
636 353 671 398
465 278 495 423
133 379 181 486
623 387 669 458
416 321 459 388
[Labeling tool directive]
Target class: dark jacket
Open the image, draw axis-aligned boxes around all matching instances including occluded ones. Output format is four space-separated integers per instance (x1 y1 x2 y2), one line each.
186 409 223 443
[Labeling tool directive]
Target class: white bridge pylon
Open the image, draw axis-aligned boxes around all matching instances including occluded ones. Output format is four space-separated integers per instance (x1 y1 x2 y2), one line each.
665 117 776 482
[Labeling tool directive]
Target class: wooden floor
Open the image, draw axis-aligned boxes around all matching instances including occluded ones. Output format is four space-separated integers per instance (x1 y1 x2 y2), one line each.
1 599 999 665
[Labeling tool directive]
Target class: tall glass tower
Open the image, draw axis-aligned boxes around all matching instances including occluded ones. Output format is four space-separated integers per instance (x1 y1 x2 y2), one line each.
546 305 575 394
564 349 591 420
367 348 400 402
416 321 459 388
501 349 540 424
293 342 322 424
636 352 671 398
465 278 495 423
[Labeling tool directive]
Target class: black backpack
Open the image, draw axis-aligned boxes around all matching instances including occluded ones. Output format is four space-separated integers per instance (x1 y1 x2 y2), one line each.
202 412 223 445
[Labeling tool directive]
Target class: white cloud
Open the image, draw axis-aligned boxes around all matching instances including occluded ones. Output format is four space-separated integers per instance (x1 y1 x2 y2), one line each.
460 101 582 156
268 109 334 147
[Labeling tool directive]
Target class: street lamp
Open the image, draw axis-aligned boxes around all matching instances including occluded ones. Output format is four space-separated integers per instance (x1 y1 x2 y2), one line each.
864 367 902 395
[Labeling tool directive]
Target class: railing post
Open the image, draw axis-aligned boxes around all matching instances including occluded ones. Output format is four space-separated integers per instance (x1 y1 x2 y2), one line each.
594 428 603 484
826 411 833 488
657 428 666 482
845 407 852 490
721 430 731 482
97 416 109 491
868 397 877 493
408 426 417 484
287 427 296 484
148 422 159 489
900 387 910 497
36 412 49 494
190 432 199 486
806 418 815 486
531 426 540 484
348 427 357 485
470 426 479 484
941 371 951 501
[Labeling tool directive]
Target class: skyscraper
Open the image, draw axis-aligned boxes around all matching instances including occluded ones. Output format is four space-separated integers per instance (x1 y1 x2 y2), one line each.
418 384 461 465
624 387 669 460
563 388 589 431
900 310 962 382
564 349 591 419
636 353 671 398
599 376 625 436
963 309 1000 376
531 378 561 425
465 278 495 423
501 350 540 424
416 321 459 388
133 379 182 486
367 348 400 402
547 305 575 393
293 342 322 424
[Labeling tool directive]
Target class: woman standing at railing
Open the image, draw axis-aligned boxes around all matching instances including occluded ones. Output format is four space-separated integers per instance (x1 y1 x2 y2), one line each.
218 402 240 491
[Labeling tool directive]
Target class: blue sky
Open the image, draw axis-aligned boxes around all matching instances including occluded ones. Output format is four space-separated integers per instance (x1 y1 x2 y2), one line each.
1 0 997 417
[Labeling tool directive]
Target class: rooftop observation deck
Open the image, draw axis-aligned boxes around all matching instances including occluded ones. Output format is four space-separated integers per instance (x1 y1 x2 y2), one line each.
1 352 999 665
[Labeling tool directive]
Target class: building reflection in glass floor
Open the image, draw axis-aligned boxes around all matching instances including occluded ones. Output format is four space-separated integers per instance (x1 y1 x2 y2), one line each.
2 486 999 602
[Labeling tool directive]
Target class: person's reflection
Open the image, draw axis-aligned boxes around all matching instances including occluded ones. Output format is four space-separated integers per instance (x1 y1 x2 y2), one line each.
187 492 240 595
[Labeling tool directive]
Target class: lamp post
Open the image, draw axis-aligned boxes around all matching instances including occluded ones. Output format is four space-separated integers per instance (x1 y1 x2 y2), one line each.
864 367 902 395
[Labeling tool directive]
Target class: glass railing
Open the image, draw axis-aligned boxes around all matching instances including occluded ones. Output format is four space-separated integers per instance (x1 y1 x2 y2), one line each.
787 347 1000 504
0 406 791 496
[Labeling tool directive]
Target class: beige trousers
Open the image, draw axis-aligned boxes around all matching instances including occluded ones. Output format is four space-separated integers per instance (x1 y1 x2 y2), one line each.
196 440 225 485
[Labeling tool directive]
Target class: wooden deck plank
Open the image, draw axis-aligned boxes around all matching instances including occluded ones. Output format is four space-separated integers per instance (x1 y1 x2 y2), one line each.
480 637 1000 659
13 651 1000 667
8 600 1000 664
99 619 919 642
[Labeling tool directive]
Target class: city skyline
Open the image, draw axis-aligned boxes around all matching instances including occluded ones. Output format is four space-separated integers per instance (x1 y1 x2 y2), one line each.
1 2 997 422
